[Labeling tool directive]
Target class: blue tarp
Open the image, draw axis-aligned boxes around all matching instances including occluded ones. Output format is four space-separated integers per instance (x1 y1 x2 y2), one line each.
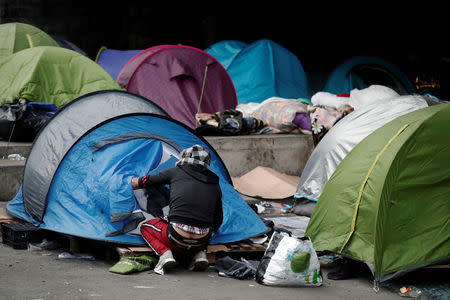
7 114 267 245
205 39 310 104
323 56 416 95
96 48 143 80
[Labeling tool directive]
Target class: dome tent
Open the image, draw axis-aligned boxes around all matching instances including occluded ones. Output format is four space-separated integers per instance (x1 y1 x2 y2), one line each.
0 46 123 107
6 90 267 245
205 39 310 104
116 44 237 128
204 40 247 69
323 56 416 96
305 103 450 282
294 87 428 203
52 35 87 56
95 47 143 79
0 22 59 58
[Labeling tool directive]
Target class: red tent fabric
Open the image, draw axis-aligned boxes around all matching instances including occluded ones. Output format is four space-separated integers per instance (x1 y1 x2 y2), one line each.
117 45 237 128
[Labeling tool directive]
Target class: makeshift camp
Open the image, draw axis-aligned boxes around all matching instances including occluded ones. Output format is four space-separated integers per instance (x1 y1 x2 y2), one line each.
6 90 267 246
95 47 143 79
294 86 429 203
205 39 310 104
0 22 59 58
116 44 237 128
0 46 123 107
305 102 450 282
322 56 416 95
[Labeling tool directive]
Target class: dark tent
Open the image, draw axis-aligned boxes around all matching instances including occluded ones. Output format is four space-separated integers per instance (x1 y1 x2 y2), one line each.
323 56 416 95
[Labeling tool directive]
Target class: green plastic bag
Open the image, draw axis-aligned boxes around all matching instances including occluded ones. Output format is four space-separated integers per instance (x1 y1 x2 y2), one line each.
109 255 158 275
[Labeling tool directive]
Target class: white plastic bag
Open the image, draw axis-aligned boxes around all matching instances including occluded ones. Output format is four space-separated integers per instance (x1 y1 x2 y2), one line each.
256 232 322 286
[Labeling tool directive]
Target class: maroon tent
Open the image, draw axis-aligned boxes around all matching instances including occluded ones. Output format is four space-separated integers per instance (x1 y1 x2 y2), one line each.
117 45 237 128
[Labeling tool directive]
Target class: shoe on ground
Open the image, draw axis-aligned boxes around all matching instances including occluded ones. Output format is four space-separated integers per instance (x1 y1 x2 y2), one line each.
188 250 209 271
154 250 177 275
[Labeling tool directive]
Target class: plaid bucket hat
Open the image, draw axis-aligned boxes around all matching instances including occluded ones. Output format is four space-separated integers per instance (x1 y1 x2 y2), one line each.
176 145 211 168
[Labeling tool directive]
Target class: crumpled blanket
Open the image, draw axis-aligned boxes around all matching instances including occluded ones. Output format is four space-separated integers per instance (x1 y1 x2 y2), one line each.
237 97 312 134
214 256 260 280
109 255 158 275
308 85 404 144
312 85 400 110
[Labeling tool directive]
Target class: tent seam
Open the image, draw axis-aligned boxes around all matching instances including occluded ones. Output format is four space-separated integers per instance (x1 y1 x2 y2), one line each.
340 123 409 253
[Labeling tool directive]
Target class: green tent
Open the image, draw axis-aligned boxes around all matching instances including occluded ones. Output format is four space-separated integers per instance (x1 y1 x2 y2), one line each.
305 103 450 282
0 23 59 58
0 46 123 107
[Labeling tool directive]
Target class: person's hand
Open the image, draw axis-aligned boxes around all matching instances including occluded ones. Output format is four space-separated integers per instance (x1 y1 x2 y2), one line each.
131 177 140 190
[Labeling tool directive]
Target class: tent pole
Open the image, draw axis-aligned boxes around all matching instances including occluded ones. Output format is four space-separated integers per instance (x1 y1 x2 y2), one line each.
26 34 34 48
196 65 209 115
3 123 15 159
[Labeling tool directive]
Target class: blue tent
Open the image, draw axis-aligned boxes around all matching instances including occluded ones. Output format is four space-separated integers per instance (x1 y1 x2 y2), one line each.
205 40 247 69
95 47 143 80
7 90 267 246
323 56 416 95
205 39 310 104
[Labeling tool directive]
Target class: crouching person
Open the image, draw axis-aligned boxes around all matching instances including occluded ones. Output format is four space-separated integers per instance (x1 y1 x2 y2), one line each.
131 145 223 275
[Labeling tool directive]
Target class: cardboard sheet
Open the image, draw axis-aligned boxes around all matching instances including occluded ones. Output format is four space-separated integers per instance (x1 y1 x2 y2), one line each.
0 207 19 223
232 166 300 199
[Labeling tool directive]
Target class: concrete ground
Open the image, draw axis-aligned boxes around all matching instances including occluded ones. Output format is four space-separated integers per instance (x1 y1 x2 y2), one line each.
0 242 401 300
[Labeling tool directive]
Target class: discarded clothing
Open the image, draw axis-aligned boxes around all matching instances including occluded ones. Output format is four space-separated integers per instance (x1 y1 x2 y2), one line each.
215 256 260 280
309 103 354 145
292 198 317 217
0 100 57 142
109 255 158 275
326 258 371 281
195 109 265 136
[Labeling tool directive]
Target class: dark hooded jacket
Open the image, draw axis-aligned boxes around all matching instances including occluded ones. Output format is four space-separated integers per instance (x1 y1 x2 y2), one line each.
138 164 223 231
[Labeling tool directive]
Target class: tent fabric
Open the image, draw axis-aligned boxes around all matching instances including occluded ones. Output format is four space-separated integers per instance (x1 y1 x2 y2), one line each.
6 90 267 245
204 40 247 69
116 44 237 128
95 47 143 79
205 39 310 104
0 46 123 107
20 90 167 222
0 22 59 58
52 35 87 56
305 103 450 281
295 87 428 202
322 56 416 95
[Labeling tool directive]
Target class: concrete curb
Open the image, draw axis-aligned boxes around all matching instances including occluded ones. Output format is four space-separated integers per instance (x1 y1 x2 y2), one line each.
0 134 313 202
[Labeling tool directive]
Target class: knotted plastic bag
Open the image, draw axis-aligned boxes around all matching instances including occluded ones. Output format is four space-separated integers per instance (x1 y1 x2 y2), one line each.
256 232 322 286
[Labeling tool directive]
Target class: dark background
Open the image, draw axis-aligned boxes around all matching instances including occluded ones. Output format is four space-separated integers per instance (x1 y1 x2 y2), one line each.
1 1 449 98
